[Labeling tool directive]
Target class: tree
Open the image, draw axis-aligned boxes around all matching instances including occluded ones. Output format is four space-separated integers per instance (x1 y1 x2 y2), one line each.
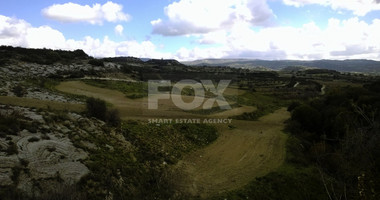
86 97 107 121
291 104 321 133
12 85 26 97
86 97 121 127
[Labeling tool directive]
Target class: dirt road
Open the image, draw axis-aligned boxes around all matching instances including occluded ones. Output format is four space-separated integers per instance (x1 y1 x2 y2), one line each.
176 108 289 198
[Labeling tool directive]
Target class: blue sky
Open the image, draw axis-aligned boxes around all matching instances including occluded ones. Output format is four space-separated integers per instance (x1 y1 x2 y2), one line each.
0 0 380 60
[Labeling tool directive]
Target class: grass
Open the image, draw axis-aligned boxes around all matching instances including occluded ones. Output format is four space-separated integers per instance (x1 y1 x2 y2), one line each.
208 134 328 200
82 79 148 99
0 96 85 112
229 91 288 120
70 120 218 200
232 104 280 121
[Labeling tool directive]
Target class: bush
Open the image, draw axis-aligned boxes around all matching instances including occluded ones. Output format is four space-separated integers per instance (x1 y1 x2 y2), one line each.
88 59 104 67
291 104 321 133
12 85 26 97
287 101 301 112
106 109 121 127
86 97 121 127
86 97 107 121
0 111 24 134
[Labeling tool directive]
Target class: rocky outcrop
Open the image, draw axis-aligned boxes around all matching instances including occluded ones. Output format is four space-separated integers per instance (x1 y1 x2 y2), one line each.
0 105 109 196
0 62 120 81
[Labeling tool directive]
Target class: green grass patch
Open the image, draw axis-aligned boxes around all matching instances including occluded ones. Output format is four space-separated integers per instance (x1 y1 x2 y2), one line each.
26 78 61 91
229 91 288 120
82 79 148 99
0 96 85 112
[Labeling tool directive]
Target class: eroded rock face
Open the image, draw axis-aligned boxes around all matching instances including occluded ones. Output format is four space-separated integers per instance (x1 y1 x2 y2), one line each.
0 105 100 196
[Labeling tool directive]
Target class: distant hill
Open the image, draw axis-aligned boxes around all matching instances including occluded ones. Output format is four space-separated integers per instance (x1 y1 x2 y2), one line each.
0 45 89 65
183 59 380 74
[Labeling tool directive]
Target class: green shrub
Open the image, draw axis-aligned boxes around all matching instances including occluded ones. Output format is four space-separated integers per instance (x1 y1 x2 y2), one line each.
291 104 322 133
0 111 24 135
86 97 107 121
88 59 104 67
106 109 121 127
12 85 26 97
86 97 121 127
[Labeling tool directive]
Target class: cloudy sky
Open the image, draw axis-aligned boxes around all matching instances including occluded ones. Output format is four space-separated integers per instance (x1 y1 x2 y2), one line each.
0 0 380 61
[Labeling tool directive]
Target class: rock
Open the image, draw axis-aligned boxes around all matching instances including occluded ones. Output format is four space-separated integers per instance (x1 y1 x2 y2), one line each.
0 168 13 186
78 118 97 133
0 156 19 168
80 141 97 150
60 127 71 134
16 135 89 189
23 111 45 124
19 129 31 137
68 113 82 121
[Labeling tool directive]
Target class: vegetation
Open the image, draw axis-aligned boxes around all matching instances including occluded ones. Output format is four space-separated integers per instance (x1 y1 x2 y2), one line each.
86 97 121 127
12 84 27 97
283 82 380 199
83 80 148 99
2 46 380 199
0 96 85 112
211 165 327 200
0 110 26 136
0 45 88 65
73 121 218 200
231 92 286 120
88 59 104 67
185 58 380 74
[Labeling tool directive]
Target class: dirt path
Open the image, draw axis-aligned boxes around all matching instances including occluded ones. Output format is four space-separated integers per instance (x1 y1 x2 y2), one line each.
175 108 290 198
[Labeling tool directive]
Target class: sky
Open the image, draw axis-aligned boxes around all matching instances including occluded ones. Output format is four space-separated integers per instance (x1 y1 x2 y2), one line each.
0 0 380 61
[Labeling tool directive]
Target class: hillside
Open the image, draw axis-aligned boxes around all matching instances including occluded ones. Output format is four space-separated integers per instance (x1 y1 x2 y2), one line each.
183 58 380 73
1 46 380 200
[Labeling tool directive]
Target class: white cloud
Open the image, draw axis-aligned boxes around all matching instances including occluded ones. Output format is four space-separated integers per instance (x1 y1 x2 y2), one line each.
25 26 66 49
0 15 65 49
178 17 380 61
0 15 29 46
1 14 380 62
115 24 124 36
282 0 380 16
151 0 274 36
0 15 168 59
42 1 130 25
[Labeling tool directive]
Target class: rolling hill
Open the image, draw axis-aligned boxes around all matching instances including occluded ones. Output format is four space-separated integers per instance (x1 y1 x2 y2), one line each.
183 59 380 73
